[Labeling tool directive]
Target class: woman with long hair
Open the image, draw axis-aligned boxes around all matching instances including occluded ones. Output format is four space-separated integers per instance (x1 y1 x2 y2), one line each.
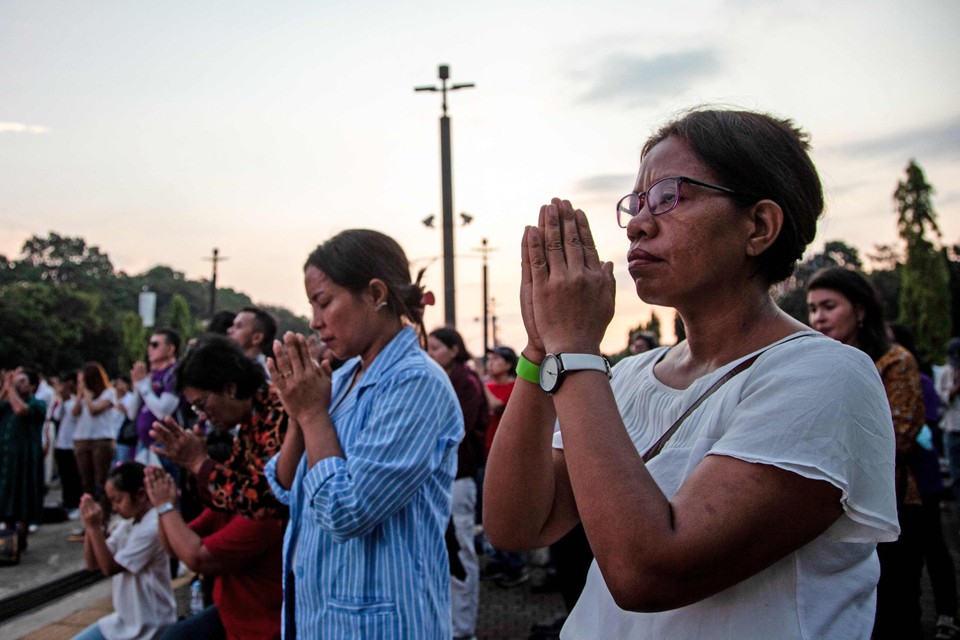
72 362 117 518
484 108 899 639
807 267 939 639
266 229 463 639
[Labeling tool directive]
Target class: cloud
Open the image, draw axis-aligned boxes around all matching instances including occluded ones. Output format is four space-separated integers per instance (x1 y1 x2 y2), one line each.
830 116 960 161
0 121 51 134
577 49 722 107
574 174 636 194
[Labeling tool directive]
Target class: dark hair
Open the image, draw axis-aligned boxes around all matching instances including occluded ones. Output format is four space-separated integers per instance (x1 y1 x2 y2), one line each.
486 346 519 375
206 310 237 335
175 334 266 398
807 267 890 362
889 323 931 376
430 327 472 364
152 328 182 357
81 361 111 396
305 229 427 342
108 461 146 495
59 369 78 388
20 367 40 389
114 374 132 387
642 108 824 284
240 306 278 357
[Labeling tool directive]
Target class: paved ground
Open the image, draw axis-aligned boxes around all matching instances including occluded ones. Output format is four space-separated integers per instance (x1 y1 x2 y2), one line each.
2 487 959 639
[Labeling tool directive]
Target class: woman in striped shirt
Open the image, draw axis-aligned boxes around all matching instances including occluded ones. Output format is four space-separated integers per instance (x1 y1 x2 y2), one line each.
265 229 463 639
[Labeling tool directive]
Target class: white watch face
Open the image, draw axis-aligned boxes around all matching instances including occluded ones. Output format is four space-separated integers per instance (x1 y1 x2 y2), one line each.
539 354 561 393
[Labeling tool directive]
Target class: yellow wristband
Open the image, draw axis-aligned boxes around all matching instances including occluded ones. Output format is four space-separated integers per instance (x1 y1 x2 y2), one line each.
516 355 541 384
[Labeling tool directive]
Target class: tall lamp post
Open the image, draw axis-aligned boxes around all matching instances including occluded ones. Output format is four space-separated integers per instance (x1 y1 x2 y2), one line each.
415 64 474 327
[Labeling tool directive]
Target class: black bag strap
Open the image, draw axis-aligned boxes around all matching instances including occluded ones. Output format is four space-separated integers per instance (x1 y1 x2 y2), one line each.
642 333 807 463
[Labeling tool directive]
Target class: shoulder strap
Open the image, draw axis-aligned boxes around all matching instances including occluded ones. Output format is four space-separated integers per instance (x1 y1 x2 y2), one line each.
641 333 807 463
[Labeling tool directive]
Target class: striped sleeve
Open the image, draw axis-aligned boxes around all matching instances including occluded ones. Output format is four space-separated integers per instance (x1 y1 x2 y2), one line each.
302 368 462 542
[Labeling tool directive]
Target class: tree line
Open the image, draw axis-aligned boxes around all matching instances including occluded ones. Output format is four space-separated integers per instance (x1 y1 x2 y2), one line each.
0 233 311 377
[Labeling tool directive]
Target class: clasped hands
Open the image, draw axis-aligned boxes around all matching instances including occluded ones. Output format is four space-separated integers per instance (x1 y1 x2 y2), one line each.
267 332 333 424
143 465 178 508
521 198 616 358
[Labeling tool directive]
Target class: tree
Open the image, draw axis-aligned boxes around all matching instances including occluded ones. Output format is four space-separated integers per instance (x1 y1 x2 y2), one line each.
16 232 115 288
0 283 102 374
165 294 198 342
119 312 148 373
895 160 950 363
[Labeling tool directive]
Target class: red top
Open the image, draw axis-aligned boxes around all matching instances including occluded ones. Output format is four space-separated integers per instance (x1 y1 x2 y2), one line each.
189 508 285 640
484 380 515 456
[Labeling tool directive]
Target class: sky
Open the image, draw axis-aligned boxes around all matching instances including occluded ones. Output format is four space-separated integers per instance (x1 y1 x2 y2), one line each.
2 0 959 356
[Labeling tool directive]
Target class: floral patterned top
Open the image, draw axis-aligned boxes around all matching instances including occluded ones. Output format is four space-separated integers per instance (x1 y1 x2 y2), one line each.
876 344 924 506
196 386 289 520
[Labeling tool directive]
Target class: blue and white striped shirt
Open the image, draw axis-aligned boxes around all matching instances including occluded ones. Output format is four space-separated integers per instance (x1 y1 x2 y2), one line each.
265 327 462 639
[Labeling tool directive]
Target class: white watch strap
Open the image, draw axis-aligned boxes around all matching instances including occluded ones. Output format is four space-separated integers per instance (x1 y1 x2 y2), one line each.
156 502 176 516
560 354 612 377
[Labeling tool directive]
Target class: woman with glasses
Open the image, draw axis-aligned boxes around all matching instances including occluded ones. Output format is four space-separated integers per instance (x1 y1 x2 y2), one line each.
483 108 899 639
148 334 289 521
265 229 463 639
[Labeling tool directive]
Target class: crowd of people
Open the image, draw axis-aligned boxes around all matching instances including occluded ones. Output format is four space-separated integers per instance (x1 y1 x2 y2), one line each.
1 106 959 640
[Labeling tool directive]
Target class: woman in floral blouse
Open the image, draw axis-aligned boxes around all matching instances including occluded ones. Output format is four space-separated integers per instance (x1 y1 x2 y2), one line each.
807 267 925 640
149 335 288 520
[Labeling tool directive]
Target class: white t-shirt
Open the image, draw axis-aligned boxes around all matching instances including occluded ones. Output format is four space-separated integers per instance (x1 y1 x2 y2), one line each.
55 397 79 449
98 508 176 640
554 332 899 640
73 387 118 440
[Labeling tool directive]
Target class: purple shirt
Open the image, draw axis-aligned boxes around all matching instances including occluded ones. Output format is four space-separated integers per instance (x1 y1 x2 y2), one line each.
136 363 178 447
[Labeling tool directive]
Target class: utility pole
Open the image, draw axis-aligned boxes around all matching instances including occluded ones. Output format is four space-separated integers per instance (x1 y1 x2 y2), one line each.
474 238 497 353
203 248 228 317
415 64 474 327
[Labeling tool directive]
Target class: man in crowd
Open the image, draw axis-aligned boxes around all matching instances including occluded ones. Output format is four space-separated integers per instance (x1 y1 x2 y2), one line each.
129 328 184 479
227 307 277 375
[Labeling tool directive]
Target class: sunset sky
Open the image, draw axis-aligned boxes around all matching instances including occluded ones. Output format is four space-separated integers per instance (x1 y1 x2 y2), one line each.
2 0 958 354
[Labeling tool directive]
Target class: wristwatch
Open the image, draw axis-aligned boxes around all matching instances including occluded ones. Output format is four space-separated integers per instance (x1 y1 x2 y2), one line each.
539 353 612 394
156 502 176 516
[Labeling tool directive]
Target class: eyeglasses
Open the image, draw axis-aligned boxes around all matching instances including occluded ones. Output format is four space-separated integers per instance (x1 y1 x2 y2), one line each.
190 393 211 414
616 176 755 228
148 341 163 349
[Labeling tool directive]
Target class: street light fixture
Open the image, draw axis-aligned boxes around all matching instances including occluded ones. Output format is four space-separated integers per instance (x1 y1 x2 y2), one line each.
415 64 475 328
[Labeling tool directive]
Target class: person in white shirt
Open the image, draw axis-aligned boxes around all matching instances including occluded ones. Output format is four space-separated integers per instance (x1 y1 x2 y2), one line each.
70 461 176 640
484 108 899 639
72 362 117 517
937 338 960 503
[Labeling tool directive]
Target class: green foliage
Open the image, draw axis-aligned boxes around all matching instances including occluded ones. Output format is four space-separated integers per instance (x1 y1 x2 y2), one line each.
895 160 950 363
119 312 147 373
0 231 311 374
16 232 115 287
900 236 950 363
263 304 312 336
0 283 102 373
165 294 199 342
895 160 940 241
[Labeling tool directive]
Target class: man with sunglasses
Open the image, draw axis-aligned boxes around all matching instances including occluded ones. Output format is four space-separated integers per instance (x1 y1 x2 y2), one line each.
129 329 183 477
